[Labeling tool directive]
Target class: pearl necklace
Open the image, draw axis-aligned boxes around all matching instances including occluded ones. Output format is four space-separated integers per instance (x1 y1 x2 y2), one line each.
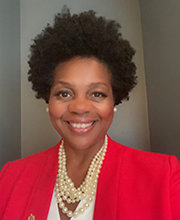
55 135 108 218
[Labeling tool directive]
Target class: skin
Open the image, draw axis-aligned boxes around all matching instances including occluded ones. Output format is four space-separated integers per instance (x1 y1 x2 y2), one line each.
48 57 115 219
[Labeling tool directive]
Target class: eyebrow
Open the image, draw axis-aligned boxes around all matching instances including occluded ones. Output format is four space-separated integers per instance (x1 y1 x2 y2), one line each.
53 81 72 87
53 81 108 88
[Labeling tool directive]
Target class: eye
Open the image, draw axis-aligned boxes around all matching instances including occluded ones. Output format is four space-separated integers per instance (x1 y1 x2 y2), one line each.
90 91 107 102
92 92 107 98
59 91 70 97
55 90 73 100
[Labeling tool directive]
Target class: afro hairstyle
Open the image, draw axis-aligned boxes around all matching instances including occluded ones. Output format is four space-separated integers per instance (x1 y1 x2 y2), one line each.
28 6 137 105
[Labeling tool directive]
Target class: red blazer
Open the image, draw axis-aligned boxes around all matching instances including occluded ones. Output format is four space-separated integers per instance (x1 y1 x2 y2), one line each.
0 136 180 220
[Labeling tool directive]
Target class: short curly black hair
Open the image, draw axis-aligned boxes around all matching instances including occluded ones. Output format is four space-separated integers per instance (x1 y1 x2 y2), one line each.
28 6 137 105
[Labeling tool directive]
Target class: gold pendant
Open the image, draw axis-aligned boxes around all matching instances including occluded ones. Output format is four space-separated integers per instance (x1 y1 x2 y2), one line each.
28 214 35 220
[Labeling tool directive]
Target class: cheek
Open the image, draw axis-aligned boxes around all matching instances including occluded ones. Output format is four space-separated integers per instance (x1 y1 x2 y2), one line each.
98 104 114 121
48 101 64 119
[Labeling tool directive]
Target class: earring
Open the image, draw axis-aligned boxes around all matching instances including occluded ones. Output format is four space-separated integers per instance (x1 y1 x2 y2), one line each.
46 107 49 113
113 107 117 113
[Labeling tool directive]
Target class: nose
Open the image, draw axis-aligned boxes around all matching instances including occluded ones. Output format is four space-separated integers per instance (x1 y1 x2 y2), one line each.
68 96 91 115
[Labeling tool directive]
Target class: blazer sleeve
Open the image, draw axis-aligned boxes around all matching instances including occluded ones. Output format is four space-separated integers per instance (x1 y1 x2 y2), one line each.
169 155 180 219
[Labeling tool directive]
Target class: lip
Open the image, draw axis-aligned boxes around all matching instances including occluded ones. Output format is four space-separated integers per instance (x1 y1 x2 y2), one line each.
65 120 96 134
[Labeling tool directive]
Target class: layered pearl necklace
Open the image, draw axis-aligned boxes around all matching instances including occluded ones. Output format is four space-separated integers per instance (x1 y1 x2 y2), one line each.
55 135 108 218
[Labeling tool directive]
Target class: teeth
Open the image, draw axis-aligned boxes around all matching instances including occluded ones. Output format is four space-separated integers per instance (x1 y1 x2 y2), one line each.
70 122 93 128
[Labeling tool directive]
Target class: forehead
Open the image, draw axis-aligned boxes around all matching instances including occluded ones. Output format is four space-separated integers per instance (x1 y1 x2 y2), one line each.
53 57 111 86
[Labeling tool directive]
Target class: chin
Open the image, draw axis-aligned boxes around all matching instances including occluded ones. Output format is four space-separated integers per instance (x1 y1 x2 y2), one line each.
63 132 105 151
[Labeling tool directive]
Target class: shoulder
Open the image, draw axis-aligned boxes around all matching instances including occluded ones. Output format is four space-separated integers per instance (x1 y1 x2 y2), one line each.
108 136 180 174
0 142 59 180
107 136 180 197
0 143 60 218
105 137 180 218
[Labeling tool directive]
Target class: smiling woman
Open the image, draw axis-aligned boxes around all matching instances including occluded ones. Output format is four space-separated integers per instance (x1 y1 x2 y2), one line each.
0 6 180 220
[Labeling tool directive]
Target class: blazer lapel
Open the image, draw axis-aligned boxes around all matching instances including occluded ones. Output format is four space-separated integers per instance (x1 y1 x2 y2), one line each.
24 144 59 220
93 137 122 220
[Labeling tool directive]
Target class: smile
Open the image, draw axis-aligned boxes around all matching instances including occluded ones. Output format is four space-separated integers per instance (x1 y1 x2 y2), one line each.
65 121 96 134
70 122 94 128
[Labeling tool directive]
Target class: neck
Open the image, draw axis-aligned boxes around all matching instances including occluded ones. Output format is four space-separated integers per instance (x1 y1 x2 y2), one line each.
62 135 106 187
63 135 106 166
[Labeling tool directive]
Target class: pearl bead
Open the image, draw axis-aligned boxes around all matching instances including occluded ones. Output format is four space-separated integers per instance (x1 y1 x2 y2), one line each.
67 198 71 203
66 191 70 195
88 197 93 201
63 195 67 200
79 208 84 213
62 207 68 213
67 211 73 217
84 203 89 207
74 211 78 216
69 182 73 187
59 203 64 208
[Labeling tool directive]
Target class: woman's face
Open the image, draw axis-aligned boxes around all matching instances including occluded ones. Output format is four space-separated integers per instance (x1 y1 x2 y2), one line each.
49 57 114 151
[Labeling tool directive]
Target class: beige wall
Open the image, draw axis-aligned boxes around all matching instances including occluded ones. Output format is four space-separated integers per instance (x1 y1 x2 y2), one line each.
21 0 150 157
140 0 180 159
0 0 21 168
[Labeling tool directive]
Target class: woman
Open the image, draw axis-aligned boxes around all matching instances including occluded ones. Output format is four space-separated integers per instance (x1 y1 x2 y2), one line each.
0 7 180 220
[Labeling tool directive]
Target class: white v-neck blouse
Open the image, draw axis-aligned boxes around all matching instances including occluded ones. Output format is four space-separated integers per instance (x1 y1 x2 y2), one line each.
47 189 95 220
